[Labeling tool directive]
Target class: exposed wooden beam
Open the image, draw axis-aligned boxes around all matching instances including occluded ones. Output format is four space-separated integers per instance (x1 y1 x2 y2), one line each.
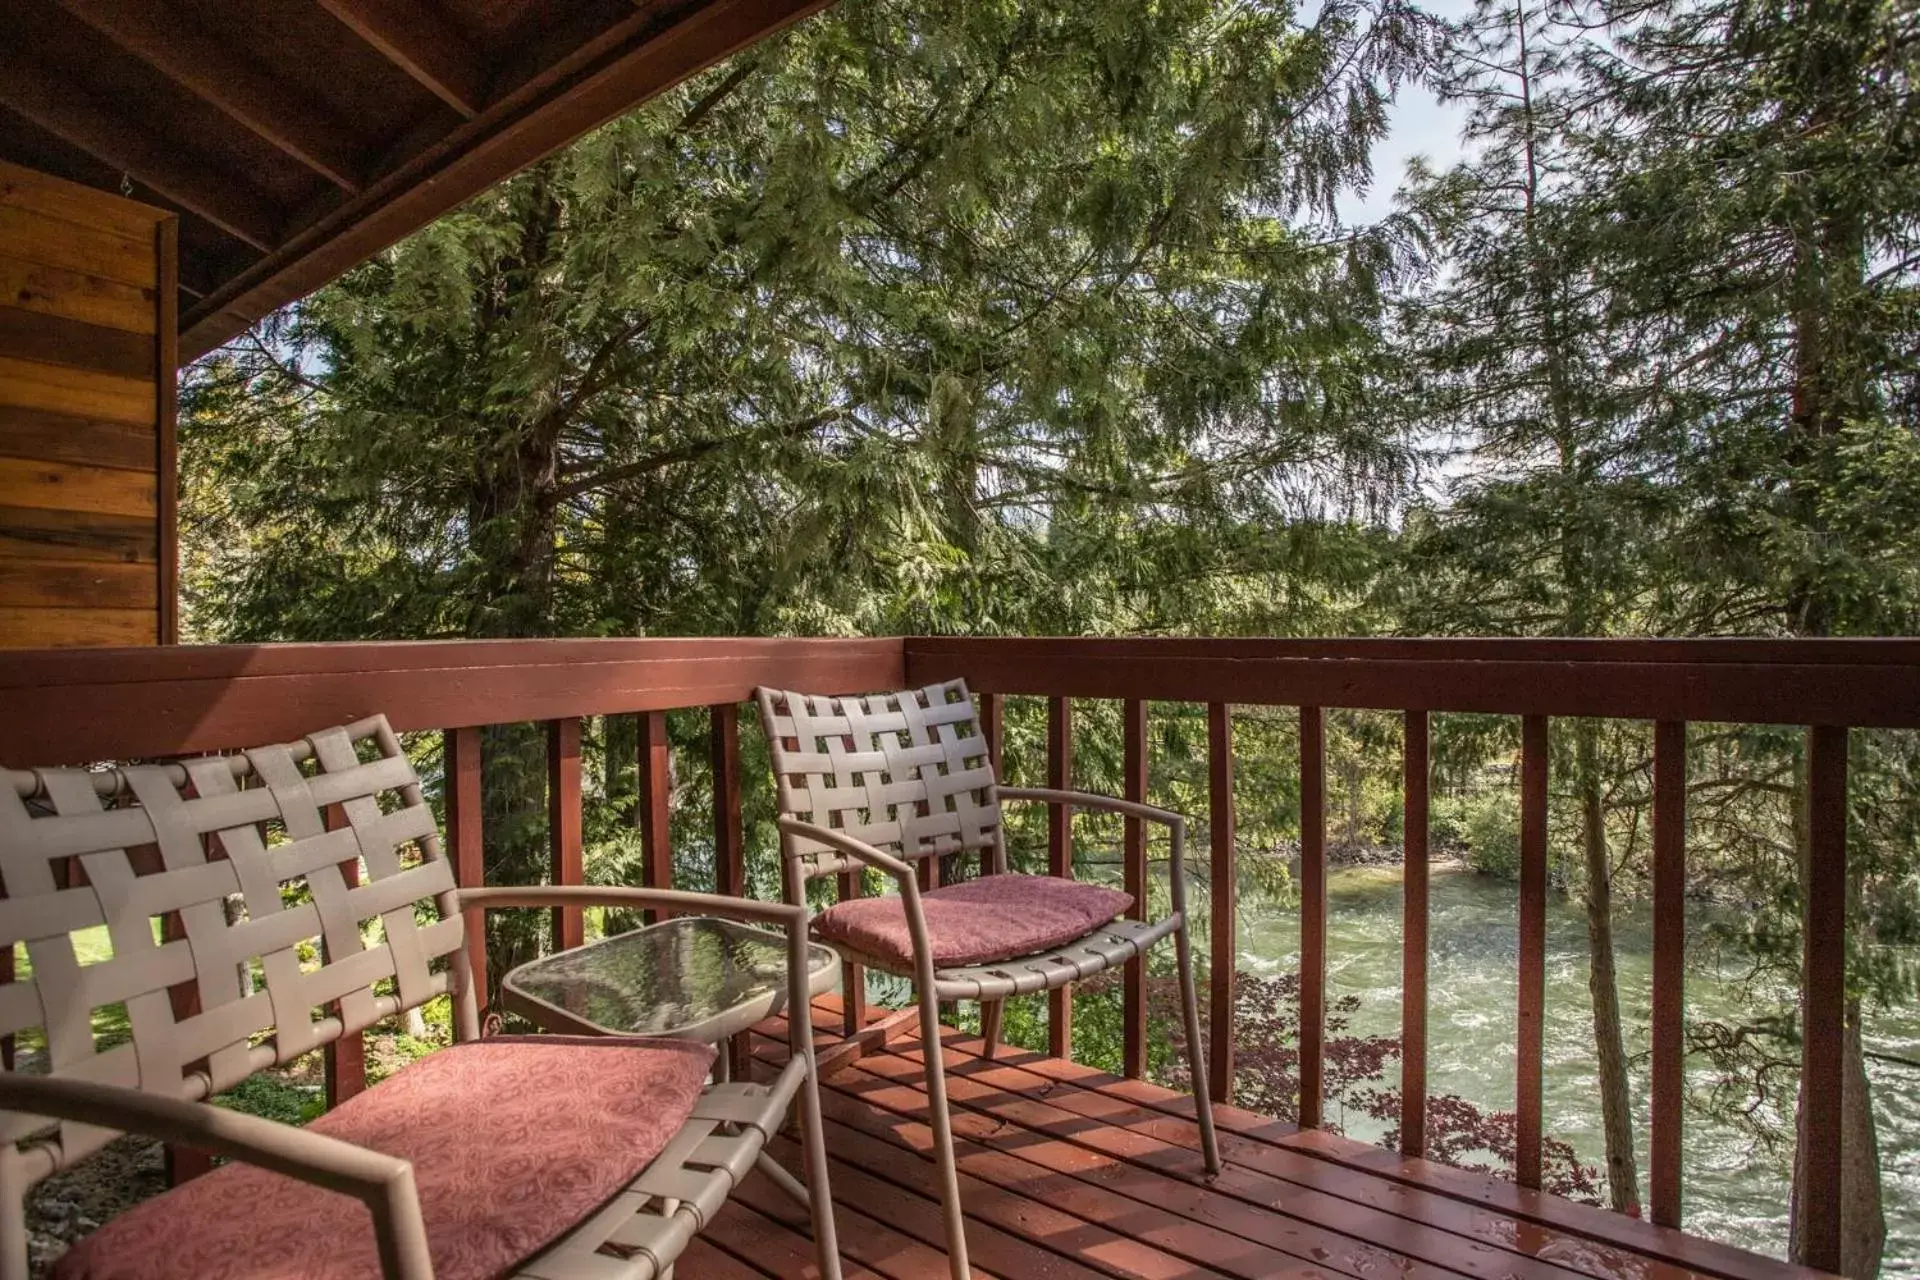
181 0 831 358
56 0 368 192
0 48 280 251
317 0 490 119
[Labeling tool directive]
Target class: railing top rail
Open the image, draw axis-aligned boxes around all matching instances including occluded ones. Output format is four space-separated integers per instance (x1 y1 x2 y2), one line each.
903 636 1920 729
0 637 903 767
906 634 1920 664
8 633 1920 769
0 636 904 688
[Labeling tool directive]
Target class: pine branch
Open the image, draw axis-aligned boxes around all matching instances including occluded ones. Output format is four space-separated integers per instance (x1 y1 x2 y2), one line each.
546 408 850 505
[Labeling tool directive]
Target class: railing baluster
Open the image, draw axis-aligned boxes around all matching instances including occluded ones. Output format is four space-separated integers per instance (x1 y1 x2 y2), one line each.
710 703 751 1078
711 704 744 898
446 726 486 1028
321 801 367 1109
1299 706 1326 1130
1122 697 1148 1079
982 692 1004 769
1208 702 1236 1104
838 862 866 1035
1517 714 1549 1189
1048 694 1074 1060
1651 719 1687 1227
548 718 584 951
981 692 1004 884
1801 725 1848 1273
1401 709 1429 1159
638 710 671 922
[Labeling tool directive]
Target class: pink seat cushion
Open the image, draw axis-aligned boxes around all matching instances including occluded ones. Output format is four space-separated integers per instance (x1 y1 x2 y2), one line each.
816 873 1132 968
54 1035 715 1280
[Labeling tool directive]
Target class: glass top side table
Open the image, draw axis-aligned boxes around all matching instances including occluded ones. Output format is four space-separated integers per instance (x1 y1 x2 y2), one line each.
500 915 840 1047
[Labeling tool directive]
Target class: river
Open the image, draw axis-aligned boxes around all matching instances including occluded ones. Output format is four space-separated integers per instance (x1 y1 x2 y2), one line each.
1233 863 1920 1273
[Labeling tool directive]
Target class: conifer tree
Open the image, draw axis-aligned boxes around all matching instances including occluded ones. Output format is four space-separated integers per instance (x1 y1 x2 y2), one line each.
182 0 1433 986
1572 1 1918 1268
1394 0 1656 1216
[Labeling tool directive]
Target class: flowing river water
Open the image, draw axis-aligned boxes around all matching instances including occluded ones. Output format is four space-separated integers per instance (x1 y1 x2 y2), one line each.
1234 863 1920 1273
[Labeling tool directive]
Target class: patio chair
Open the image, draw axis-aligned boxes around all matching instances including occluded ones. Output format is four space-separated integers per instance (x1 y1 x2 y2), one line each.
756 678 1222 1279
0 715 840 1280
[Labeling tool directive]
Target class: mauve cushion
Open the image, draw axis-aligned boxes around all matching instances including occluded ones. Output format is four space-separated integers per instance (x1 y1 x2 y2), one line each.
816 873 1132 968
53 1035 715 1280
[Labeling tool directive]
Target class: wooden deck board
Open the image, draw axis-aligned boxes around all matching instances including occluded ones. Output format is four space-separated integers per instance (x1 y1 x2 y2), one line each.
676 1000 1829 1280
925 1024 1808 1280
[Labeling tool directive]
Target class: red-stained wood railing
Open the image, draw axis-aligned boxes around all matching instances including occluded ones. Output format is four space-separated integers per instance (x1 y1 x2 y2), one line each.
445 725 486 1018
905 634 1920 1274
1122 698 1149 1081
1298 705 1326 1131
1517 713 1550 1190
637 709 672 923
709 701 751 1079
548 717 585 952
1803 725 1850 1269
1650 719 1687 1228
1047 695 1075 1059
0 637 903 1159
1401 709 1429 1160
1207 701 1235 1103
711 703 744 899
4 632 1916 1271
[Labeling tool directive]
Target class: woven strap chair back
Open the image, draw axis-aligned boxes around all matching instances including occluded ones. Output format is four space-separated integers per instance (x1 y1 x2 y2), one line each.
0 715 466 1172
758 679 1002 880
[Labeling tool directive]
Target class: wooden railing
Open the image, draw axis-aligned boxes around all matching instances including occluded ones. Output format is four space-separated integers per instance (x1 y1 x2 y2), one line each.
0 638 902 1133
7 635 1920 1272
903 635 1920 1274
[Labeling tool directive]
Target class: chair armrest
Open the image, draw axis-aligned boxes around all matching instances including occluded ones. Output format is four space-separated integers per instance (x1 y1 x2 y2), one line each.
775 818 919 882
776 818 949 993
457 885 807 932
995 787 1185 834
993 788 1194 915
0 1075 431 1279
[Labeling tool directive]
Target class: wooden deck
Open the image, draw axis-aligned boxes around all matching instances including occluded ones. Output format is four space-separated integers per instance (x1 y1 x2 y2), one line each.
693 999 1821 1280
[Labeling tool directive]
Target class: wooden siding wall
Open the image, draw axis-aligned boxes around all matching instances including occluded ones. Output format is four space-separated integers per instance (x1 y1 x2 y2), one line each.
0 160 174 647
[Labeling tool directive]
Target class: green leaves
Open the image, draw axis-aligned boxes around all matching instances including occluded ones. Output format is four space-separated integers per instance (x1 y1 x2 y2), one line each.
182 0 1428 649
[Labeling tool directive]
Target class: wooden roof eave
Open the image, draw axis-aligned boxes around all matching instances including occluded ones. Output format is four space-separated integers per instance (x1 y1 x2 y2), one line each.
0 0 831 363
179 0 829 360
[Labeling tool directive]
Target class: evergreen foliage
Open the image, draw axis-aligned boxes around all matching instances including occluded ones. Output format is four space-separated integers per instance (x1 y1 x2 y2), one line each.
174 0 1919 1270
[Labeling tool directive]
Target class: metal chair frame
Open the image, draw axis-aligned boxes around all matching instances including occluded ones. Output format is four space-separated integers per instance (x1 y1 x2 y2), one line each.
757 679 1221 1280
0 715 841 1280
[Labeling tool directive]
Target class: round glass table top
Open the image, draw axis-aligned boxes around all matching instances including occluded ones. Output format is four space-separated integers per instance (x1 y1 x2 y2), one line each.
500 915 839 1041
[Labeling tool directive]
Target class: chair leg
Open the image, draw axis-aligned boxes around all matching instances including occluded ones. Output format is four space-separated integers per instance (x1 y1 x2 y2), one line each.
0 1181 24 1280
914 982 971 1279
980 998 1004 1060
794 1057 844 1280
1174 915 1223 1175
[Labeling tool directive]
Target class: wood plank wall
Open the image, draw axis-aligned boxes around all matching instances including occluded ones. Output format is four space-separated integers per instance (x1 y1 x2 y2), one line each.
0 159 174 647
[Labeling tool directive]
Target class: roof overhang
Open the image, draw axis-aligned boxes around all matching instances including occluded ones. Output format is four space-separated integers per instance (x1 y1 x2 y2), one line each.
0 0 831 361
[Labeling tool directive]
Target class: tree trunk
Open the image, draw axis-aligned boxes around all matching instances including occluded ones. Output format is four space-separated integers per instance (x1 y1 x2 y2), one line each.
1780 101 1880 1260
455 168 573 1002
1791 1000 1886 1277
1577 720 1641 1216
1839 1004 1887 1275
